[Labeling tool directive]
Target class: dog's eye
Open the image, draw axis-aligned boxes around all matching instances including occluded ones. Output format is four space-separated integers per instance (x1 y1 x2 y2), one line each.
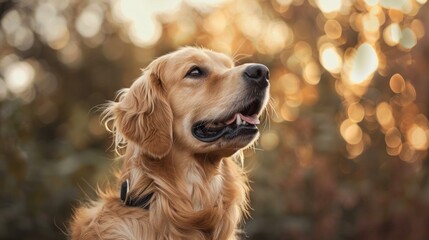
185 66 205 78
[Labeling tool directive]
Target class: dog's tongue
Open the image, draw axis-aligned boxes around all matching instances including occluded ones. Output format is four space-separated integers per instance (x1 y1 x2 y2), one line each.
225 113 260 125
242 114 260 124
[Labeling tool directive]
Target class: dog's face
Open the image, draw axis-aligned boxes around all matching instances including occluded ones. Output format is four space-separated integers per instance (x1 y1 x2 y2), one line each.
162 48 270 156
110 47 269 158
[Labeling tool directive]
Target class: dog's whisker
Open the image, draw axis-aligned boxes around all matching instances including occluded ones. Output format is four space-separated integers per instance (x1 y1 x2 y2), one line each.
233 53 251 64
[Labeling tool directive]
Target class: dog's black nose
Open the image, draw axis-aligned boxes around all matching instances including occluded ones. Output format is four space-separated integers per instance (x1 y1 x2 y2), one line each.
243 64 269 89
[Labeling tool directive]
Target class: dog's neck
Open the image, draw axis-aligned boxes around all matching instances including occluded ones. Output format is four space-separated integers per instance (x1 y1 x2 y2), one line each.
118 143 248 237
121 143 227 209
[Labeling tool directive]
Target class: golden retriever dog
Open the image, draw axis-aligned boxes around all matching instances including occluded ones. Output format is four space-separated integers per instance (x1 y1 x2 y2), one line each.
70 47 270 239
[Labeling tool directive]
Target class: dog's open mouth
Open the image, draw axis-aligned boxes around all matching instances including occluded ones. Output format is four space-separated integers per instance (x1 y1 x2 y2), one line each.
192 98 263 142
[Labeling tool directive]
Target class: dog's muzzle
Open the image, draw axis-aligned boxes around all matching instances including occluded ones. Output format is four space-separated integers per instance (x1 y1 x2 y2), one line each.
192 64 269 143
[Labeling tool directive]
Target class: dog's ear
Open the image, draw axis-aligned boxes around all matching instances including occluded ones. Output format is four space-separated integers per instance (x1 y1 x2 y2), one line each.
109 58 173 159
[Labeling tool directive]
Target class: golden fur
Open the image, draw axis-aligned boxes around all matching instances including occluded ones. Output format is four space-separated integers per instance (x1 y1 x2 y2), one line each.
70 47 269 239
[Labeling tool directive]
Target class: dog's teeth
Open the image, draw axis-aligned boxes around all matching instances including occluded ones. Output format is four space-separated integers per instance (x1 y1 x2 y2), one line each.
236 114 242 125
243 121 247 125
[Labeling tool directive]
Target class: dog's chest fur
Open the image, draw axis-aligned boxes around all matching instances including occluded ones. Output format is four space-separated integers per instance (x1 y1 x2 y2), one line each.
186 163 224 211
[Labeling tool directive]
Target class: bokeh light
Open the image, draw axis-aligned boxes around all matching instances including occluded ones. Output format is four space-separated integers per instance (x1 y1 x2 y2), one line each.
400 27 417 49
3 60 35 95
407 125 429 150
75 3 104 38
316 0 342 13
340 119 363 145
320 43 343 74
348 43 379 84
383 23 402 46
389 73 406 93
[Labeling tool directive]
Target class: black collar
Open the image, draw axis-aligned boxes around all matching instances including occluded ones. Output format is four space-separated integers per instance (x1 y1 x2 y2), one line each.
120 180 154 210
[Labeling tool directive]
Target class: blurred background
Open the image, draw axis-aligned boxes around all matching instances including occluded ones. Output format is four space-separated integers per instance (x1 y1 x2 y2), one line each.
0 0 428 239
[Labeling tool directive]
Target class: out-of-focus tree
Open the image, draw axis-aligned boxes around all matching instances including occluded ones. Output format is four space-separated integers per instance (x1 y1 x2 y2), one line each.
0 0 428 239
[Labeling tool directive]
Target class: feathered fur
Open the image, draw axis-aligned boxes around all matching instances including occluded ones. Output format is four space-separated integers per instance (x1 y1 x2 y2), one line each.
70 47 269 240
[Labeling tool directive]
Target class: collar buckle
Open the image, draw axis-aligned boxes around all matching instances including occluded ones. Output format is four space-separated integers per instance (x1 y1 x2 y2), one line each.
120 179 130 204
120 179 154 210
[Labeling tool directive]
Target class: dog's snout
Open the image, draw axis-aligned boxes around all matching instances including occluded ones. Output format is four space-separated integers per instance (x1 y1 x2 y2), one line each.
243 64 269 89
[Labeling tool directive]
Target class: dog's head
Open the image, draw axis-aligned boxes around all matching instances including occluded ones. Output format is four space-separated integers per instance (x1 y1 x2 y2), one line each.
106 47 269 159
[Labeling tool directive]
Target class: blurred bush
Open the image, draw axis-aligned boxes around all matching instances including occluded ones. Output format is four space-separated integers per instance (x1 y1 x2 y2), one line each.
0 0 428 239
